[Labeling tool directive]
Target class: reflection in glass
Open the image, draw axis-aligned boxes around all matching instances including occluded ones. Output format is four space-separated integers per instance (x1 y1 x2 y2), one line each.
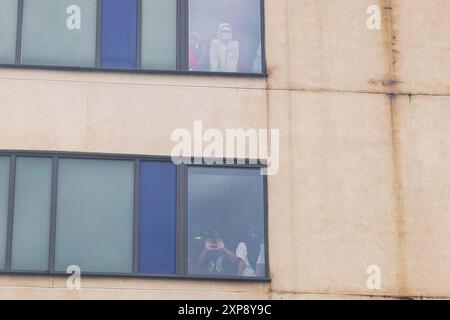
188 167 266 277
189 0 262 73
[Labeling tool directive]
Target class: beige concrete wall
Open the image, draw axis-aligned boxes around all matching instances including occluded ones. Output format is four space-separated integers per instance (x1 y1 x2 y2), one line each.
0 0 449 299
265 0 450 299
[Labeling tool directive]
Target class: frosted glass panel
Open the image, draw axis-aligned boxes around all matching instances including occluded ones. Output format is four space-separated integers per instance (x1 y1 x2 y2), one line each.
55 159 134 273
141 0 176 70
0 157 10 269
12 157 52 271
0 0 18 63
22 0 97 67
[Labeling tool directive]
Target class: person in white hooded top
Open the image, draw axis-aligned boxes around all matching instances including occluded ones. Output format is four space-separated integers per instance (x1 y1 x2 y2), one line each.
235 226 265 277
209 23 239 72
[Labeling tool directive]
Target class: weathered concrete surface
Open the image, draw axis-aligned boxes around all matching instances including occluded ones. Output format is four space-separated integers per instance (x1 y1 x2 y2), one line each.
265 0 390 93
396 0 450 95
397 95 450 297
268 90 400 297
0 73 267 158
265 0 450 96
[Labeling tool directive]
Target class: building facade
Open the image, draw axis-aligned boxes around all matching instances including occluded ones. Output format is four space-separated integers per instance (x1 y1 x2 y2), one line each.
0 0 449 299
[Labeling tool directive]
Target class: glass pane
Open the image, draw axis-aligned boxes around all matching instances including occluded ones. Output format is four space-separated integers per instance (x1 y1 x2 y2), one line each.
188 167 266 278
101 0 137 69
141 0 176 70
55 159 134 273
12 157 52 271
189 0 262 73
0 157 10 269
22 0 97 67
0 0 18 64
139 162 176 275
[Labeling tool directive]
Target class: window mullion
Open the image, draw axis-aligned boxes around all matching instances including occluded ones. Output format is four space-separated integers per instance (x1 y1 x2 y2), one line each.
176 0 188 71
48 156 58 273
176 163 187 275
15 0 24 65
133 159 140 274
5 155 16 271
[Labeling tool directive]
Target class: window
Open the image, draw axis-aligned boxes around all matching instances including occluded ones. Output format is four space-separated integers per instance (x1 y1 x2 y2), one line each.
188 0 263 73
141 0 177 70
55 159 134 273
11 157 52 271
2 0 265 74
101 0 138 68
21 0 97 67
0 157 10 269
0 152 267 280
188 167 266 277
0 0 18 64
139 162 176 274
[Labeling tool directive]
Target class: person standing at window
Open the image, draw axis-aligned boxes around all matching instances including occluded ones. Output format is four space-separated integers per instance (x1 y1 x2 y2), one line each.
236 227 265 277
252 42 262 73
189 33 206 71
209 23 239 72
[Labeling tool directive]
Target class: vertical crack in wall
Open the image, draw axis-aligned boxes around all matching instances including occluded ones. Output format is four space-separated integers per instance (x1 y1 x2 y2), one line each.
382 0 408 295
382 1 399 91
389 93 408 295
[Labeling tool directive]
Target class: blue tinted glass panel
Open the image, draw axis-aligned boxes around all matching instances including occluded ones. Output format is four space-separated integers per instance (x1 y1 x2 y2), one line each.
101 0 137 68
139 162 176 274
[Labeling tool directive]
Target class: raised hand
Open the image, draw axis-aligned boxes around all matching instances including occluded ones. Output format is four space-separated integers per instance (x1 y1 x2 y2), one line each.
204 239 213 250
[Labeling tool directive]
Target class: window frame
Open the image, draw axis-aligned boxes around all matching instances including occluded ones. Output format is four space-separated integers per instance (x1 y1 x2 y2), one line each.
0 0 266 77
0 150 270 282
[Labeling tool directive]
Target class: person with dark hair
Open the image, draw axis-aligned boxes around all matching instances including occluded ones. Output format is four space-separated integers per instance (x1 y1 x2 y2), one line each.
235 226 265 277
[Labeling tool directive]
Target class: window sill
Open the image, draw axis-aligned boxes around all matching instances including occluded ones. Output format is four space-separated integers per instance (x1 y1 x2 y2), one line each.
0 270 272 283
0 64 268 78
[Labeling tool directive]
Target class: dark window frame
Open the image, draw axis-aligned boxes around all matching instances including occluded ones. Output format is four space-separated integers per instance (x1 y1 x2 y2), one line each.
0 150 270 282
0 0 267 77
